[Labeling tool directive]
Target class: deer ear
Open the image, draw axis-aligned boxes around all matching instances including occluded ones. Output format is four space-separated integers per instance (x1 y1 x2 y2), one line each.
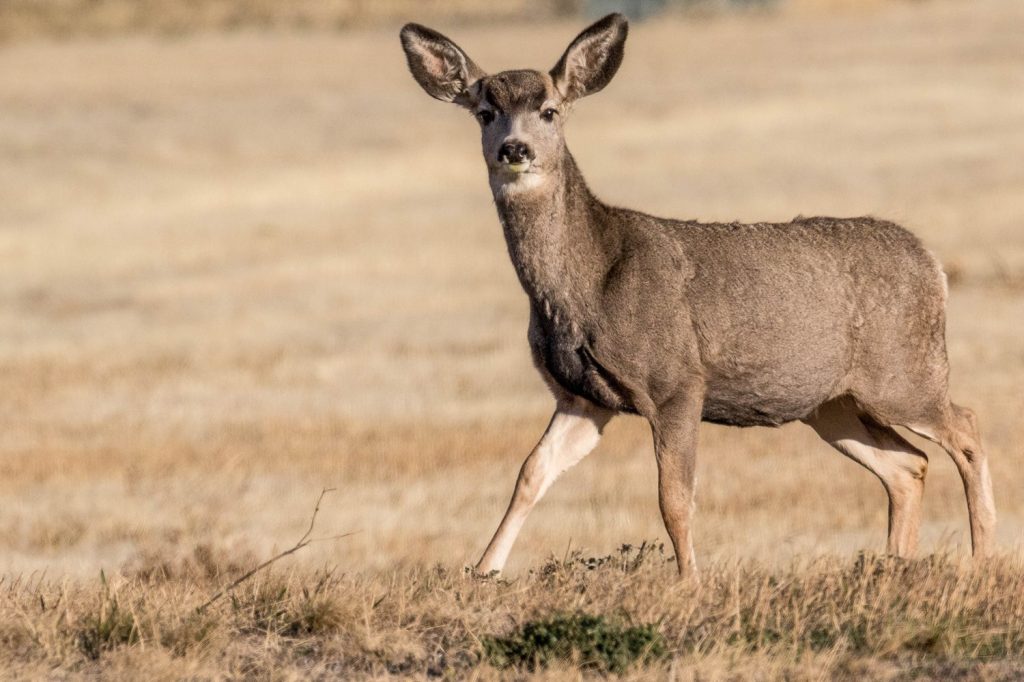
550 13 628 102
400 23 486 108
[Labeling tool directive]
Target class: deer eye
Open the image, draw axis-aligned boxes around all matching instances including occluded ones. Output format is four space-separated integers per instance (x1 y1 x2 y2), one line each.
476 110 494 125
541 108 557 122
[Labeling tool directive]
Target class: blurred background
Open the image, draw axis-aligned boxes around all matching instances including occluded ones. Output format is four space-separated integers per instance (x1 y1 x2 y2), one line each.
0 0 1021 578
0 0 914 40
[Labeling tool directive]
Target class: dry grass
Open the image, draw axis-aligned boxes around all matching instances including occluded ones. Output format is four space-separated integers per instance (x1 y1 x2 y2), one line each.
0 0 1022 676
3 549 1024 679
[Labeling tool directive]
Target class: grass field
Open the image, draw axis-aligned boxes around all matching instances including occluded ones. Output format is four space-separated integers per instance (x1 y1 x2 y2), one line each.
1 0 1022 677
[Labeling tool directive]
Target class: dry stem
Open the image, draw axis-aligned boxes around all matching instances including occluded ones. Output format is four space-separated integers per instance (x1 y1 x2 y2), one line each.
196 488 352 612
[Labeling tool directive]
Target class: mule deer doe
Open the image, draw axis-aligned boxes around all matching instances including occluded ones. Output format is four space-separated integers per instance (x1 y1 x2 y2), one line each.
399 14 996 575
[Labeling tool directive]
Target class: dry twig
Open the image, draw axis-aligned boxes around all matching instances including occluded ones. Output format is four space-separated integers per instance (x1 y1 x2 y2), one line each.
196 488 353 612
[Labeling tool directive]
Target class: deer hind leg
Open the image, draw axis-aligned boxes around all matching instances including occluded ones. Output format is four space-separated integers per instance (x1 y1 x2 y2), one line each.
475 398 613 575
906 403 996 557
804 398 928 557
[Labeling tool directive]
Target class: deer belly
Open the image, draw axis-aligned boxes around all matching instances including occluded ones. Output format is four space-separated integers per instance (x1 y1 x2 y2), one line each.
701 375 835 427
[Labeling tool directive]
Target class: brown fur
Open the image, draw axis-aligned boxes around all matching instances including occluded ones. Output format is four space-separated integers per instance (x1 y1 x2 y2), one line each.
399 15 996 575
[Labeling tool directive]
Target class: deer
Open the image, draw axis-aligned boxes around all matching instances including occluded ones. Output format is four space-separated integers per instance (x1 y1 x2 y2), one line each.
399 13 996 575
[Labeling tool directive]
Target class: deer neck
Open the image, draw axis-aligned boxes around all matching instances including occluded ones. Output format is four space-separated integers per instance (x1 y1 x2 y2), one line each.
490 151 611 319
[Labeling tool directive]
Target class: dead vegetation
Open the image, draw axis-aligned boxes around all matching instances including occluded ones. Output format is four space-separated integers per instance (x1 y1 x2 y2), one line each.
3 548 1024 678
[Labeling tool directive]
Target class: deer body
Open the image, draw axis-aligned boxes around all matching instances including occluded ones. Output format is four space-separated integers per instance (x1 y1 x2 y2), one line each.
400 15 995 575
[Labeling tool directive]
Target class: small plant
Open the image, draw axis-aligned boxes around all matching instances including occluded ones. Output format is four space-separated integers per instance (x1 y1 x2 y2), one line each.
483 612 667 673
74 573 139 661
534 540 670 579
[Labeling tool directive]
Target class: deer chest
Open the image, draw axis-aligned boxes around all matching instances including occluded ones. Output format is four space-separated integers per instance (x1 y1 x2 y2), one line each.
527 305 637 414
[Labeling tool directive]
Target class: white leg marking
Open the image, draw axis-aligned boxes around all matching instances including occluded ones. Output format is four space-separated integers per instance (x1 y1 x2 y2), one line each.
476 399 612 574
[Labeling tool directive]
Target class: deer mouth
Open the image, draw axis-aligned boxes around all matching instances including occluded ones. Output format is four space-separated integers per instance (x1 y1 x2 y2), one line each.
500 160 532 174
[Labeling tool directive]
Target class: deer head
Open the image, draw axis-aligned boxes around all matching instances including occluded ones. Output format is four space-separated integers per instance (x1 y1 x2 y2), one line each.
400 14 629 193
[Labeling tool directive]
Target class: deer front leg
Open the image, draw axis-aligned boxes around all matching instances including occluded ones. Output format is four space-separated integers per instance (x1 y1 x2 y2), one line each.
476 397 613 575
650 386 705 576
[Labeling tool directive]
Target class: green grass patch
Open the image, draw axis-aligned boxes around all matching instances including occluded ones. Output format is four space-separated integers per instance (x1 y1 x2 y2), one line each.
483 612 667 673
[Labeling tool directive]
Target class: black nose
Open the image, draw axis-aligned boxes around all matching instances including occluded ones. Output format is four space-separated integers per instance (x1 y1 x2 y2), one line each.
497 140 533 164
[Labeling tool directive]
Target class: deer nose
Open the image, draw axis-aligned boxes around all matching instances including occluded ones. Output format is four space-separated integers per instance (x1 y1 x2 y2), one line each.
497 140 534 165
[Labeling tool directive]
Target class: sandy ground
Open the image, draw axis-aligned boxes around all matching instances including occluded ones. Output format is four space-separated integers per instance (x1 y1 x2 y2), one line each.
0 0 1022 580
